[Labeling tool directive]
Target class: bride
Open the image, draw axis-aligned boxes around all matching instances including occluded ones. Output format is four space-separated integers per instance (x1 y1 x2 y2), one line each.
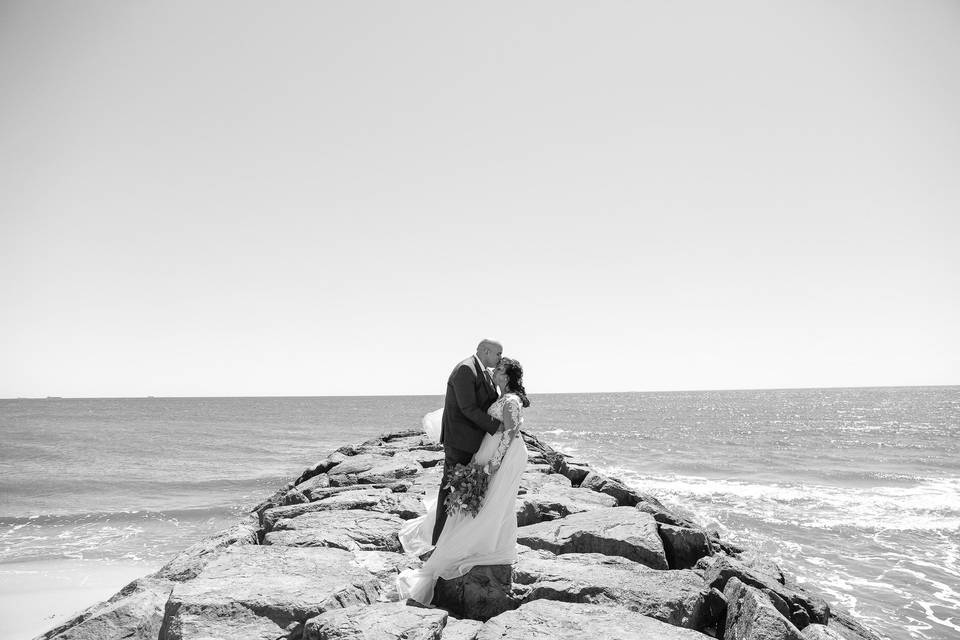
396 357 530 605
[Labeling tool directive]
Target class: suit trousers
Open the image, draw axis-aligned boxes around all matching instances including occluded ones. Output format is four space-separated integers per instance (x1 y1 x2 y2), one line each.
432 444 474 545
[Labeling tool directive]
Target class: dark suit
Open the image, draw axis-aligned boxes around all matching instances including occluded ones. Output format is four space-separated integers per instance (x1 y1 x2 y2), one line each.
432 355 501 544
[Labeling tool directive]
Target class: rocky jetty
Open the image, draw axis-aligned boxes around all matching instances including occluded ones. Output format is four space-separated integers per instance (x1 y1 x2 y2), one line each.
35 429 883 640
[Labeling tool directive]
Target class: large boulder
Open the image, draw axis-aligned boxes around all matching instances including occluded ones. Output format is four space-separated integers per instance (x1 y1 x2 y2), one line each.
519 430 556 457
303 602 448 640
289 486 392 514
264 509 404 552
804 624 847 640
442 617 484 640
658 523 712 569
403 448 445 467
337 433 424 457
382 493 427 520
296 472 331 497
262 498 348 530
825 609 885 640
327 453 423 486
740 550 788 585
403 465 444 497
153 518 260 581
353 431 442 455
513 548 711 628
351 550 422 602
35 578 173 640
292 452 349 486
517 507 669 569
253 482 299 516
476 600 712 640
293 481 387 502
160 546 381 640
637 500 702 529
263 488 425 529
319 487 412 512
518 469 571 494
263 487 399 527
525 463 555 475
703 555 830 627
434 564 516 621
553 456 593 486
163 605 290 640
580 471 644 506
578 472 696 527
515 482 618 526
352 430 438 455
724 577 805 640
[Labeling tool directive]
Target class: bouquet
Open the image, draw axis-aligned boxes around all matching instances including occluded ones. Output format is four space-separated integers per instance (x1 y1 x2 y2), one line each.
443 462 490 518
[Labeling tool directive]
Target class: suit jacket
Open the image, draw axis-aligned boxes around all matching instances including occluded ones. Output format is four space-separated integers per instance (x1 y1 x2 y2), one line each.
441 356 501 453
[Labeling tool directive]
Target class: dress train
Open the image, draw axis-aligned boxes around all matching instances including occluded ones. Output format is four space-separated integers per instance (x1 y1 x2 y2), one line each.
396 408 527 605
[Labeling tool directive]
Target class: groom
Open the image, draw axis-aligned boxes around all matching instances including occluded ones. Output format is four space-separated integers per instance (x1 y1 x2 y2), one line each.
432 339 504 545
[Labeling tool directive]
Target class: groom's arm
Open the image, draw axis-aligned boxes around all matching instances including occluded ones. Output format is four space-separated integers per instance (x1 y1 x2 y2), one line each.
451 364 501 436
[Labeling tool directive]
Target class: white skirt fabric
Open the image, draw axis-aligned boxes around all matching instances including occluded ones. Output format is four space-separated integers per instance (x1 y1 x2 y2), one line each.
396 413 528 605
421 407 443 443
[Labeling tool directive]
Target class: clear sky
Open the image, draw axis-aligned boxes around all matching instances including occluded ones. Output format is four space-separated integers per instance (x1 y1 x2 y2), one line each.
1 1 958 398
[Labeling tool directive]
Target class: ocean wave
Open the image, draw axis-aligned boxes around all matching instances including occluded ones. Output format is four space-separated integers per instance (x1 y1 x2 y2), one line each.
2 474 288 494
0 523 146 564
601 469 960 532
0 504 243 527
0 504 244 565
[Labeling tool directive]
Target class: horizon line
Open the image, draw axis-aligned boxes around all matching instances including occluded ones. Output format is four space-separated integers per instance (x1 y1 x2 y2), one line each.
3 382 957 401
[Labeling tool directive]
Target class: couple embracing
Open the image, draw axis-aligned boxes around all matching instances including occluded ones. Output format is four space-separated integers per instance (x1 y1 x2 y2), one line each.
396 339 531 605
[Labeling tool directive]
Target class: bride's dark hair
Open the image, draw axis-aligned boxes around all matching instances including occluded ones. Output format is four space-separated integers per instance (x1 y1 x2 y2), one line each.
500 358 530 408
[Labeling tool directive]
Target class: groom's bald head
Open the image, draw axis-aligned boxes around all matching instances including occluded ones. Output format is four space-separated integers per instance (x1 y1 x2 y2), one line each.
476 339 503 368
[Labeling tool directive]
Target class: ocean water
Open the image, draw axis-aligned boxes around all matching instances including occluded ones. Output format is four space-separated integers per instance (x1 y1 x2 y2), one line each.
1 388 958 640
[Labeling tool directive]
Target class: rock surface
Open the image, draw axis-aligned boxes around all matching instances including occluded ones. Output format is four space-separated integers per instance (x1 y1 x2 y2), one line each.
435 564 516 621
704 555 830 627
515 482 618 526
262 487 425 529
517 469 571 493
517 506 669 569
553 455 593 486
37 578 173 640
825 609 885 640
351 550 422 601
803 624 848 640
658 523 713 569
36 428 881 640
442 617 484 640
163 604 289 640
264 509 404 551
475 599 712 639
303 602 448 640
513 548 710 628
154 518 261 581
160 546 381 639
724 577 805 640
327 453 423 486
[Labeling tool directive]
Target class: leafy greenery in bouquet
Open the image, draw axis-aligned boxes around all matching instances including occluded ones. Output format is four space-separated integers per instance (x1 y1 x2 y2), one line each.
443 462 490 517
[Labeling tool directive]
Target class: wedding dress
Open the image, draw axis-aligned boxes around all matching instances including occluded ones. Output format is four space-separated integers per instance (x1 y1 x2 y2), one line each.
396 393 528 605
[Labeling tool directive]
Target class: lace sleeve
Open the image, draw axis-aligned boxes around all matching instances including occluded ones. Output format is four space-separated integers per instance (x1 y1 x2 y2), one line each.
488 395 522 473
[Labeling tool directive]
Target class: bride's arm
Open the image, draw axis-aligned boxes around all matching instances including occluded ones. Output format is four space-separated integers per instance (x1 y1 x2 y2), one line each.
486 397 521 475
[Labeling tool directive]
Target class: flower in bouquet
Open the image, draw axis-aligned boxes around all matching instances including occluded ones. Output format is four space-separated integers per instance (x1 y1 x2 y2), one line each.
443 462 490 518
